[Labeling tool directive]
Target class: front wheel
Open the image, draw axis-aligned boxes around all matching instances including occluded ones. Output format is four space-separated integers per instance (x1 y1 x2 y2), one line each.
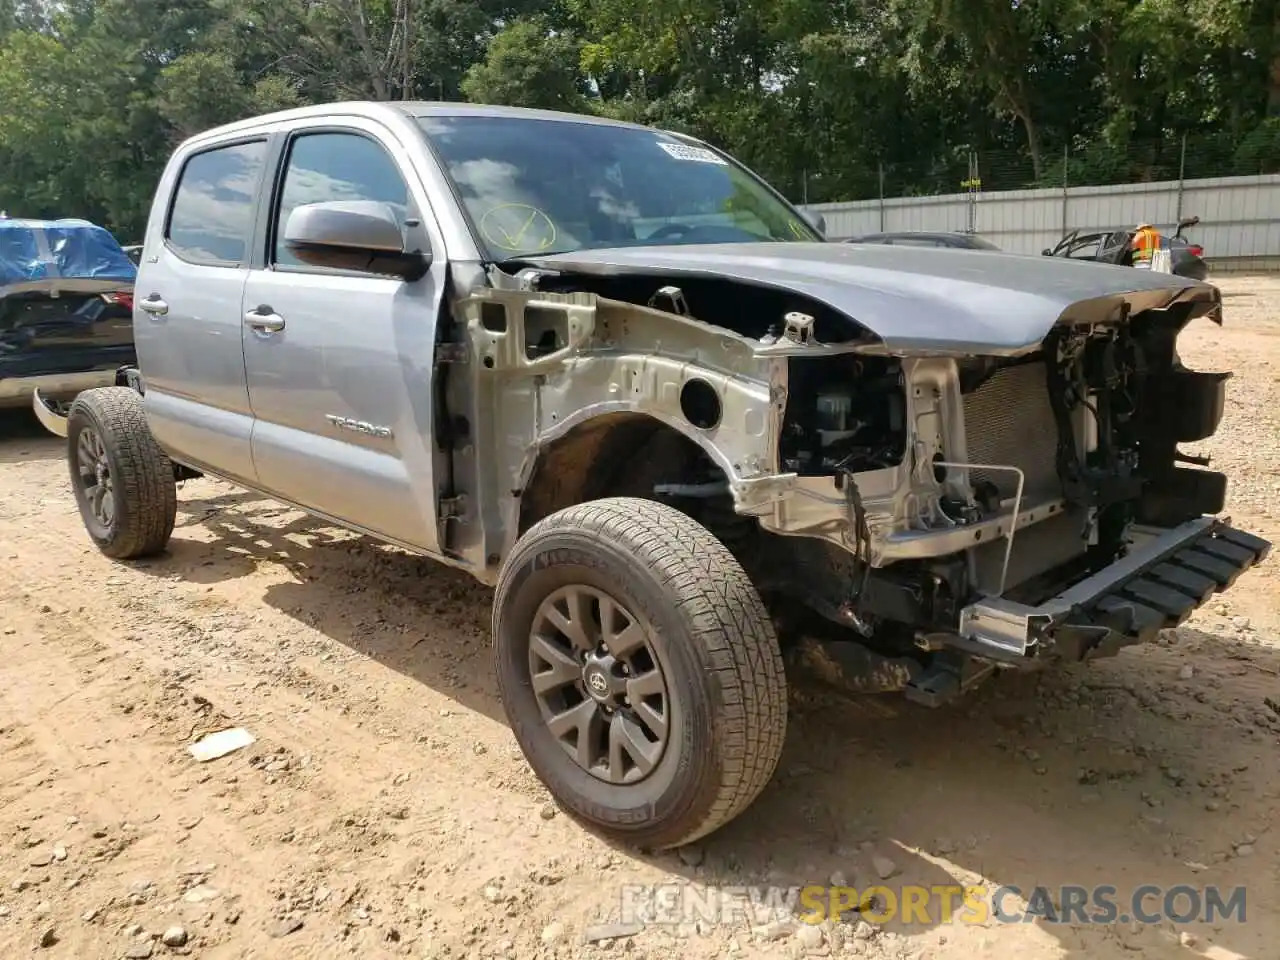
492 497 787 850
66 387 176 559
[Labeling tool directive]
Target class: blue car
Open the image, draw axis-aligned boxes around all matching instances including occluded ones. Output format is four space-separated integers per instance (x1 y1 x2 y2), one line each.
0 217 138 417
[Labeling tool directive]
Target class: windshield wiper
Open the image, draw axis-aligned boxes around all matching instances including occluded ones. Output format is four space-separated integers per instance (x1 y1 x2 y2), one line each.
494 250 579 266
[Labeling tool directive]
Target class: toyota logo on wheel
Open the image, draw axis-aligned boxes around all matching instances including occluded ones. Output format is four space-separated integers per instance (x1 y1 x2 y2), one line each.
587 671 608 695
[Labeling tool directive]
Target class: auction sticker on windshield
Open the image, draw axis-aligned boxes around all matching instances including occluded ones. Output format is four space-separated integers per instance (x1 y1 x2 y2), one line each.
656 141 727 164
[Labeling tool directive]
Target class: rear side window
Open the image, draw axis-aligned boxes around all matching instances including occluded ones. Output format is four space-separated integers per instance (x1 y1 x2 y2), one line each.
1067 238 1102 259
271 131 410 270
166 140 267 265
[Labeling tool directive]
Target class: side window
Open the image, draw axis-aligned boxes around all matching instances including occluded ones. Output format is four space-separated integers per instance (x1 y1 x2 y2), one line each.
272 131 411 270
166 140 267 265
1067 238 1101 259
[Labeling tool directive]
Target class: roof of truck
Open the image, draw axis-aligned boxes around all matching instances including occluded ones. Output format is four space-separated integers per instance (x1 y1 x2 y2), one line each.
182 101 674 151
401 101 653 129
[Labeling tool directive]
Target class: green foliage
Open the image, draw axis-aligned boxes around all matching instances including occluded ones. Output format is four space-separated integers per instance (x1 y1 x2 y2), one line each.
2 0 1279 236
461 18 589 111
1233 117 1280 175
155 53 303 143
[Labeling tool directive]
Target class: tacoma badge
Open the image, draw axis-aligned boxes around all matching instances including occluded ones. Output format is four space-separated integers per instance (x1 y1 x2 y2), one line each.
324 414 393 439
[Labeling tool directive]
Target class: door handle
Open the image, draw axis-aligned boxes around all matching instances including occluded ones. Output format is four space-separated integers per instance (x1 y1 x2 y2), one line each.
243 307 286 333
139 295 168 316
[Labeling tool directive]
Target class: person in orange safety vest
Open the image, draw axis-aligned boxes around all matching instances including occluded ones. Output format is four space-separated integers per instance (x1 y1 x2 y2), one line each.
1130 222 1160 268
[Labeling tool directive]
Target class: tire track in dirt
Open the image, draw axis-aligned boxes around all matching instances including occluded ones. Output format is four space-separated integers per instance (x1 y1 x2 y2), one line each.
0 613 285 956
0 495 704 959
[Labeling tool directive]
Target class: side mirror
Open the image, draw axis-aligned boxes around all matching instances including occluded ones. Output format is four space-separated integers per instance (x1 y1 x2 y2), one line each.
283 200 430 280
803 211 826 237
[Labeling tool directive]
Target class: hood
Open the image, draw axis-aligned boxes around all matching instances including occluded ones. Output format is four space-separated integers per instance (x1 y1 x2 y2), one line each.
516 242 1221 356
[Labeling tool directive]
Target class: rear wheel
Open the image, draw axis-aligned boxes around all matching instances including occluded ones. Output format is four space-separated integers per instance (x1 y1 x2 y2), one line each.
492 496 787 849
66 387 176 559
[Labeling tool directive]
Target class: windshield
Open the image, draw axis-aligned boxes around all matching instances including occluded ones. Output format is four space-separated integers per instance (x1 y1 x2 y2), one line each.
415 115 821 260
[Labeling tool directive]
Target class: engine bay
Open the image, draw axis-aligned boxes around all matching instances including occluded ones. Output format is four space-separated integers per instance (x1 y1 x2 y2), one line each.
778 355 907 475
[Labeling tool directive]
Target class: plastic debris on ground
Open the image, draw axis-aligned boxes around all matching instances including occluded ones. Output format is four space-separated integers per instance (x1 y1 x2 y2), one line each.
188 727 256 762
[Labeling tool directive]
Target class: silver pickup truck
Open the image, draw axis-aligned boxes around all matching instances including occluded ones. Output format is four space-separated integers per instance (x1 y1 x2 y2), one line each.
34 102 1270 850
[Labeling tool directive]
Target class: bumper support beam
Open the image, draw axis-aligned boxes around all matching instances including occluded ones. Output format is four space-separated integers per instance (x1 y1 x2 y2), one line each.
955 518 1271 664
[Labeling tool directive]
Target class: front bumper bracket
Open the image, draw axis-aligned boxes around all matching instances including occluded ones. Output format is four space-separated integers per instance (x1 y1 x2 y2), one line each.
955 517 1271 664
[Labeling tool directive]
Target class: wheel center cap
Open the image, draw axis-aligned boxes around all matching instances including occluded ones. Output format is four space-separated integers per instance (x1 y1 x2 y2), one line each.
583 664 612 701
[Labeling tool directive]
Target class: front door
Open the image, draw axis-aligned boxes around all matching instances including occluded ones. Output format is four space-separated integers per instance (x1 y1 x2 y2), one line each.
241 119 448 554
132 137 270 483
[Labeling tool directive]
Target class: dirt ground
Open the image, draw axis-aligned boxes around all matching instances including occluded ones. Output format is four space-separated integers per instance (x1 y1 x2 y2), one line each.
1 275 1278 960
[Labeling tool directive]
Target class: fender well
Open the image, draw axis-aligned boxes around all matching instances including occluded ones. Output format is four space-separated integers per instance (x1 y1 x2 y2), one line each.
516 412 722 537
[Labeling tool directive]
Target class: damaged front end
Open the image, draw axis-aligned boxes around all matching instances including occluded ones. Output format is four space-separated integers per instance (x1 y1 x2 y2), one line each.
754 290 1269 702
446 251 1269 705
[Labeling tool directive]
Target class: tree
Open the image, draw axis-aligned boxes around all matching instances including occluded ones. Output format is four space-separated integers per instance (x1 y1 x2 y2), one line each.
462 17 589 111
155 52 301 142
1 0 1277 234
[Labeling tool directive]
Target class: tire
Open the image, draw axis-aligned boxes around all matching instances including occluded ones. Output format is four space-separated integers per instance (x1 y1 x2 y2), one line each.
492 496 787 849
66 386 176 559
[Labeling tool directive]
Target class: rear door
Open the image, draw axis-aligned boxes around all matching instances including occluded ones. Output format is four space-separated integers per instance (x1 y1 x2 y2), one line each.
1096 230 1132 265
132 136 270 484
1063 234 1105 261
240 117 449 554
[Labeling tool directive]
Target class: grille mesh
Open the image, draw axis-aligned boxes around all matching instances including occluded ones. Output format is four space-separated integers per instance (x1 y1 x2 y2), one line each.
961 362 1063 500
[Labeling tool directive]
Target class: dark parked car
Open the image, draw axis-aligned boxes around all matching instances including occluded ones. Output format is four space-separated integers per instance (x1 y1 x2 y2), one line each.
1043 217 1208 281
1 218 137 417
845 230 1001 250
